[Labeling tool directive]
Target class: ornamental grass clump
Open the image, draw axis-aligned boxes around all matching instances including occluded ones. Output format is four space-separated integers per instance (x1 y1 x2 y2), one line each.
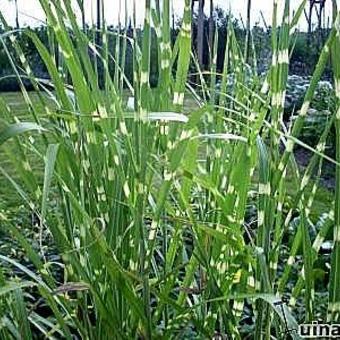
0 0 339 338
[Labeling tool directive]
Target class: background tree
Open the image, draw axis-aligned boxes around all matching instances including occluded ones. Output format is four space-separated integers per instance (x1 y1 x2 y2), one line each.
305 0 327 47
197 0 205 69
96 0 101 32
208 0 214 66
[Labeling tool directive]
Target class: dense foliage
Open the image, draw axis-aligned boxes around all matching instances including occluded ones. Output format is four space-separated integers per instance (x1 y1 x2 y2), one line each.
0 7 331 91
0 0 339 339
